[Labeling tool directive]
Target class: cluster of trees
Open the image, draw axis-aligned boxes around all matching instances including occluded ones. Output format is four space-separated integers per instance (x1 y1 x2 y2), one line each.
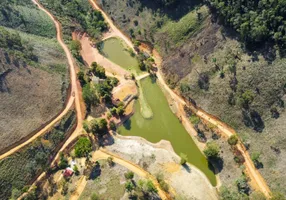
206 0 286 50
41 0 108 39
79 62 119 110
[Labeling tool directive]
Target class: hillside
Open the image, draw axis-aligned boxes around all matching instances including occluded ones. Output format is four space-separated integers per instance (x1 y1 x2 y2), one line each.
97 0 286 198
0 0 69 153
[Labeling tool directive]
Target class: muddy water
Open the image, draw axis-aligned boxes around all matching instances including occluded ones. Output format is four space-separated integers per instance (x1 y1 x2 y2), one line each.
99 37 141 74
101 37 217 186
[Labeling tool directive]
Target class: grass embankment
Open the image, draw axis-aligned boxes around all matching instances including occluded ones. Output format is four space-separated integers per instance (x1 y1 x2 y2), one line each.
0 111 76 200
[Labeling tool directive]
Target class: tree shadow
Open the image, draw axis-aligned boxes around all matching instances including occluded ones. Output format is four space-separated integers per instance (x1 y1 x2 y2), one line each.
182 164 192 173
208 157 224 174
89 162 101 180
123 119 132 130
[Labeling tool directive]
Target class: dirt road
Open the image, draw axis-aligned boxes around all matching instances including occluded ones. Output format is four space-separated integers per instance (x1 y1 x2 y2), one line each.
91 149 169 200
31 0 84 165
88 0 271 198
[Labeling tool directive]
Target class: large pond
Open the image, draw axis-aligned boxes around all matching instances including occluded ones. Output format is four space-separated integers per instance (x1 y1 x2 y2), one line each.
101 37 216 186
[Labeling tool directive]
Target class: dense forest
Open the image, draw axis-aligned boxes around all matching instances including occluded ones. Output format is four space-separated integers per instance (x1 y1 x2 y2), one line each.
205 0 286 51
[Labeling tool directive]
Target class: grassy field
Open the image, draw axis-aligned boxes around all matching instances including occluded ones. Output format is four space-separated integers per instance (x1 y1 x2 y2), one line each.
0 26 69 152
0 110 76 200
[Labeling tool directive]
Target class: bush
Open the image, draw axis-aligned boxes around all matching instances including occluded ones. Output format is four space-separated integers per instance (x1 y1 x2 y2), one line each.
107 157 114 167
146 180 158 193
189 114 200 125
124 171 134 180
58 153 69 169
228 135 238 146
74 137 92 158
91 193 100 200
109 121 116 131
235 175 250 195
179 153 188 165
203 142 220 159
125 181 135 193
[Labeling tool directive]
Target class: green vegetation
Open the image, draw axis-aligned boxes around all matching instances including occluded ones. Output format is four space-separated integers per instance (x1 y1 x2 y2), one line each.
0 111 76 200
124 171 134 180
0 27 37 64
156 173 169 192
235 175 250 195
179 153 188 165
228 135 238 146
74 137 92 158
91 62 106 79
90 118 108 137
189 114 200 125
39 0 107 41
219 186 248 200
70 40 82 58
206 0 286 51
0 0 56 38
203 142 220 160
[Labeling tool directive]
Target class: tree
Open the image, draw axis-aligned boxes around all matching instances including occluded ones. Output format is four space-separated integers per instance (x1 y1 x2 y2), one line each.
82 84 98 108
73 165 79 176
91 62 106 78
146 180 158 193
125 181 135 193
251 152 261 168
116 106 125 116
70 40 81 56
58 153 69 169
107 157 114 167
77 71 86 86
228 135 238 146
74 137 92 158
124 171 134 180
203 142 220 159
179 153 188 165
109 121 116 131
90 119 99 134
236 176 250 195
98 118 108 132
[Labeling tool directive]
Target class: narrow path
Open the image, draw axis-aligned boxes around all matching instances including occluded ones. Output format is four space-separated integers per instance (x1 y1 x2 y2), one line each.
88 0 271 198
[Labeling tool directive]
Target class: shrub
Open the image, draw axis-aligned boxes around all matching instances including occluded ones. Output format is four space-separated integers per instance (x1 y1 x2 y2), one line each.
107 157 114 167
236 175 250 195
58 153 69 169
203 142 220 159
74 137 92 158
125 181 135 193
179 153 188 165
91 193 100 200
228 135 238 146
124 171 134 180
189 114 200 125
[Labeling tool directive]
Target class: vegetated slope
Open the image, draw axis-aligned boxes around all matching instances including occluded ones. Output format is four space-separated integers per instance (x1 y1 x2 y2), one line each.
0 0 69 153
97 0 286 197
0 110 76 200
39 0 108 42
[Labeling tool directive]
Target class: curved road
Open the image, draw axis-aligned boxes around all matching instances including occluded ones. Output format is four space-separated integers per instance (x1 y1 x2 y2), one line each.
88 0 271 198
70 149 169 200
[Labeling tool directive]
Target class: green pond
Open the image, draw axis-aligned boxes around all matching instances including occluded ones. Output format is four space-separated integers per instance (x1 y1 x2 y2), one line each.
99 37 141 74
101 37 216 186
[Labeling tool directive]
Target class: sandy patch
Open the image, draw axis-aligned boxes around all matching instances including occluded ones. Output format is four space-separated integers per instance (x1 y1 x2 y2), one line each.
106 136 218 200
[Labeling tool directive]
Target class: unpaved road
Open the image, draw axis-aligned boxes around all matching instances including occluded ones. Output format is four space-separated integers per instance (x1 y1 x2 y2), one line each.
89 0 271 197
90 149 169 200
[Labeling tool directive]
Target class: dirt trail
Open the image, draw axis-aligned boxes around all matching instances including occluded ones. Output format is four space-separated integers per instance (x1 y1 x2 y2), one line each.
91 149 169 200
31 0 84 164
18 1 85 199
89 0 271 198
69 176 87 200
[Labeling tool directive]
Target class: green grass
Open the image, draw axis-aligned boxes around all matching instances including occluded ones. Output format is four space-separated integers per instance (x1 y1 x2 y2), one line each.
158 6 208 46
14 5 56 38
0 111 76 200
